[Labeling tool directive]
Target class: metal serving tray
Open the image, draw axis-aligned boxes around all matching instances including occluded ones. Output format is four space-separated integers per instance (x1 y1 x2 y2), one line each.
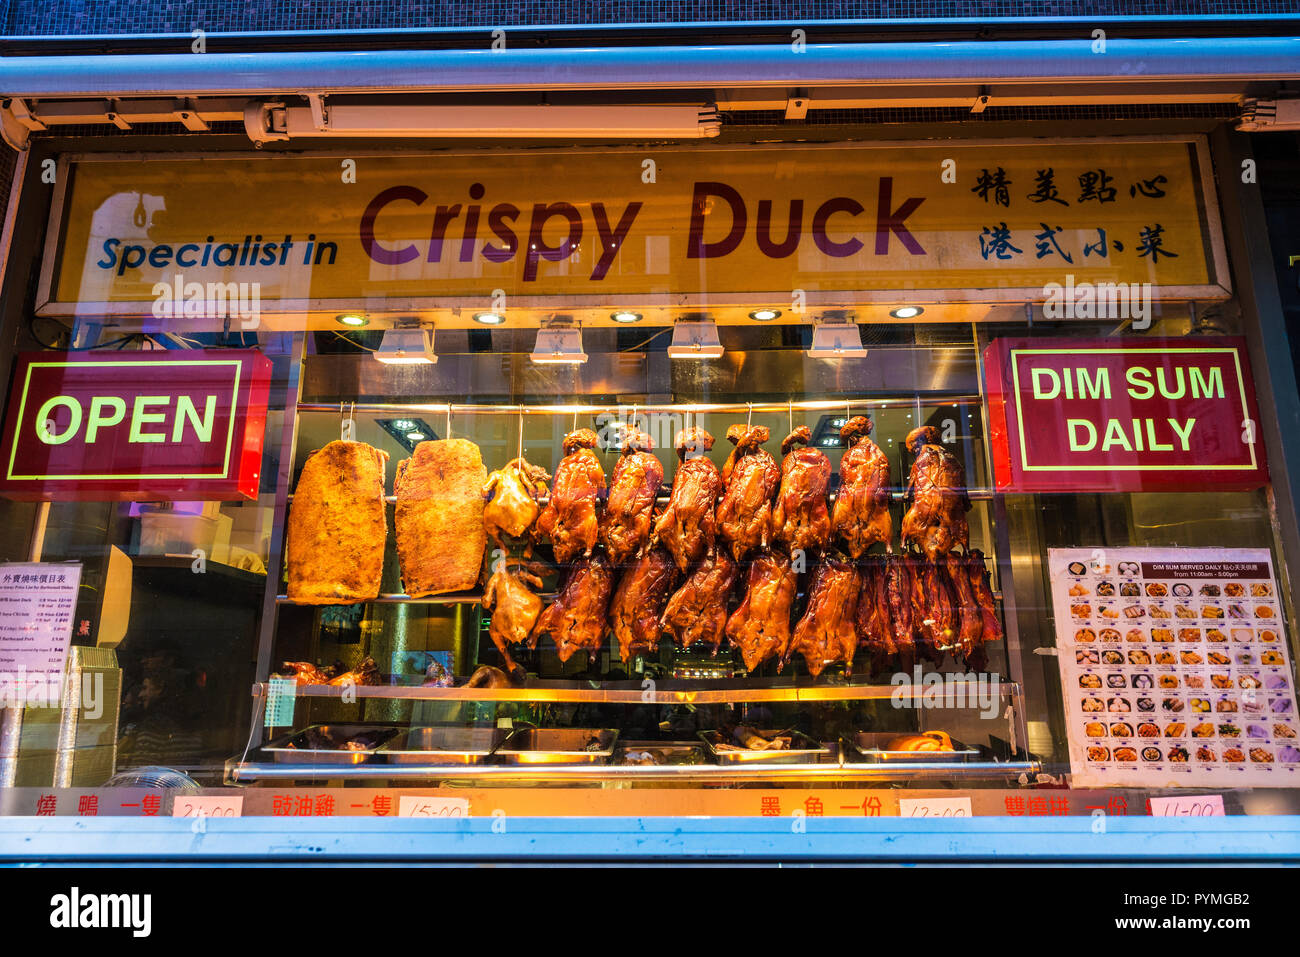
377 726 509 765
262 724 401 765
847 731 979 764
495 728 619 765
698 729 831 765
614 741 711 767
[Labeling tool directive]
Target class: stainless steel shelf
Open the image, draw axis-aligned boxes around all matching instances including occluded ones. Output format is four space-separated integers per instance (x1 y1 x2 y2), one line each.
229 759 1040 784
254 679 1020 705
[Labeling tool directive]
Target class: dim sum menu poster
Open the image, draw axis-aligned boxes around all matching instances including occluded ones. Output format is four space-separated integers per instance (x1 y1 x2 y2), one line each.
1047 547 1300 788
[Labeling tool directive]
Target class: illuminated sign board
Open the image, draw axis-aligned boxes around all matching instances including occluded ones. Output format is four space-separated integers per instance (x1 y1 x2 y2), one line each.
0 350 271 500
984 337 1267 492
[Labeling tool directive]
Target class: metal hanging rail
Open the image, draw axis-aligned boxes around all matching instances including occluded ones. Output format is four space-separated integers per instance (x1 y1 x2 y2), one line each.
294 396 982 416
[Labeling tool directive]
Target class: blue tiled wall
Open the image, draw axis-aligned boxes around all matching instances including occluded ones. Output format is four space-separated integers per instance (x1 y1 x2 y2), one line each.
4 0 1296 36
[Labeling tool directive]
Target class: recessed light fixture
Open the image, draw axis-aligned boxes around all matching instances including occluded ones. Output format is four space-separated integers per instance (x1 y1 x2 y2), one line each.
531 318 588 365
749 309 781 322
890 306 924 319
377 417 437 452
666 317 724 359
375 321 437 364
611 311 643 324
472 312 505 325
336 313 368 327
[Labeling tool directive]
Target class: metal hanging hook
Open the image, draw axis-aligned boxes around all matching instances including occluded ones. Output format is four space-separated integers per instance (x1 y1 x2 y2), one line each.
445 405 451 440
516 404 524 461
746 401 753 428
787 399 794 433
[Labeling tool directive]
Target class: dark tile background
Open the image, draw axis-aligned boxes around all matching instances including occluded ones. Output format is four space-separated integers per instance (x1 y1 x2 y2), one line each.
3 0 1297 35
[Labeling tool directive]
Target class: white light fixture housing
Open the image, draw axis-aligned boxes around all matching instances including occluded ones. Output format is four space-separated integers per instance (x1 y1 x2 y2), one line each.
472 311 505 325
889 305 924 319
531 318 587 365
376 320 437 364
808 317 868 358
749 309 781 322
246 101 722 143
667 317 724 359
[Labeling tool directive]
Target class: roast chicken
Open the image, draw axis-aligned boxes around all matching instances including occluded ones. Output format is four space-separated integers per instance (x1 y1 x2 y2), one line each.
855 554 896 673
725 551 797 673
652 427 721 573
784 557 860 678
287 440 388 605
610 546 677 662
716 425 782 561
536 428 606 564
600 427 664 566
901 425 971 560
481 562 547 673
483 456 551 549
832 416 893 558
660 550 738 655
772 426 831 557
529 553 614 664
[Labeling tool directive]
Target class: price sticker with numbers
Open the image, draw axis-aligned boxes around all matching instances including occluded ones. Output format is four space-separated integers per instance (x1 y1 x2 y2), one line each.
898 796 972 818
172 795 244 819
1148 794 1225 817
398 796 470 818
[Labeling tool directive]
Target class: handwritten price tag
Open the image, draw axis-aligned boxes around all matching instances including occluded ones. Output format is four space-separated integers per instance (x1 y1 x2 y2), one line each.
172 795 244 818
398 796 470 818
1148 794 1225 816
898 796 972 818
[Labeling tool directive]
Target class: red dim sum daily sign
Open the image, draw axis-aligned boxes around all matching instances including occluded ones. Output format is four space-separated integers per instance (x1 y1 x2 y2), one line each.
984 338 1267 493
0 350 271 501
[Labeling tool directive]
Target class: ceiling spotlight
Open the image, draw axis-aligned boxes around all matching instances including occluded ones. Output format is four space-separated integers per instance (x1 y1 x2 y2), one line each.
531 318 588 365
749 309 781 322
611 311 643 324
336 313 368 327
667 317 724 359
808 318 868 358
472 312 505 325
376 321 437 364
890 306 924 319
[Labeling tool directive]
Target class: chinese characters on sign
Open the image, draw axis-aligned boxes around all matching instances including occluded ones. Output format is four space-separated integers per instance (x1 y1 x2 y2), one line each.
0 562 81 682
972 165 1180 265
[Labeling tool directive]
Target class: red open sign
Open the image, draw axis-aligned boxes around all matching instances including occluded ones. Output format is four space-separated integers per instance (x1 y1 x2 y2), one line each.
0 350 271 501
984 337 1267 493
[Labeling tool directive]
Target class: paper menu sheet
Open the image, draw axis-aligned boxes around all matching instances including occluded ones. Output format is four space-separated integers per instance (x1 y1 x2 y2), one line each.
1047 547 1299 788
0 562 81 679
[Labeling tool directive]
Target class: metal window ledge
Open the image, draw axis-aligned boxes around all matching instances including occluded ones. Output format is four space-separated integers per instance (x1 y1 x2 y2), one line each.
1 816 1297 863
